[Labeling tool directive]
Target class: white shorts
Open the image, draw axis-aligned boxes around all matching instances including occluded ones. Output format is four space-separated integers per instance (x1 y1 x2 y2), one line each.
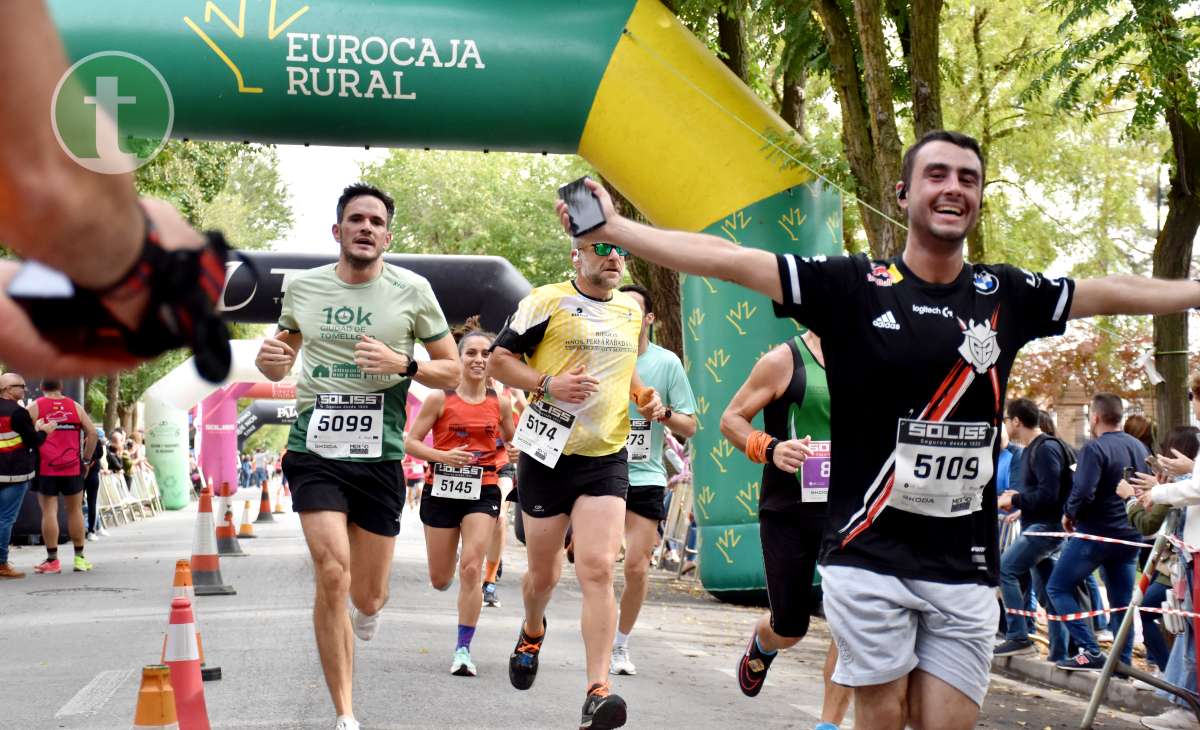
819 564 998 706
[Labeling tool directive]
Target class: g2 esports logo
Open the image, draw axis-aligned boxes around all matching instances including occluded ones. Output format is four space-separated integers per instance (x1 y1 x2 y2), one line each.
957 317 1001 374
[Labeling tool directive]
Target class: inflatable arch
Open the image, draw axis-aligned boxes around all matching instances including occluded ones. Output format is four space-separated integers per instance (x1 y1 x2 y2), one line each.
52 0 841 596
237 400 299 451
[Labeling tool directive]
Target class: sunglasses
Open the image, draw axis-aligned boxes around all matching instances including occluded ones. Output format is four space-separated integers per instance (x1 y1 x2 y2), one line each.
1191 391 1200 401
585 243 629 258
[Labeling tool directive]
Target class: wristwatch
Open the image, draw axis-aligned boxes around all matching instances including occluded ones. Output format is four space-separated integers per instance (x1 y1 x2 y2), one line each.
403 358 419 378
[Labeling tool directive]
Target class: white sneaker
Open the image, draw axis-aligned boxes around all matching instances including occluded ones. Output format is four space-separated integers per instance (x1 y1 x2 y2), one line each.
97 526 111 537
86 532 98 542
1131 670 1163 691
1141 707 1200 730
610 645 637 676
450 646 477 677
334 716 360 730
350 607 380 641
1096 629 1116 643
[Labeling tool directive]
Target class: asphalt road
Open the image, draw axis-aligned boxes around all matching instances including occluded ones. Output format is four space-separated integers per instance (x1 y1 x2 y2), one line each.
0 495 1149 729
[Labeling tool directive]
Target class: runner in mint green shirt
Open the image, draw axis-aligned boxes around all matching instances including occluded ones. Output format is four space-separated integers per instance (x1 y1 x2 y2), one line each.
611 284 697 677
255 184 460 730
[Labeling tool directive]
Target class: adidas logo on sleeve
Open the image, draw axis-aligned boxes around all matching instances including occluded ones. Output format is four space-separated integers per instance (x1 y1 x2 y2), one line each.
872 311 900 331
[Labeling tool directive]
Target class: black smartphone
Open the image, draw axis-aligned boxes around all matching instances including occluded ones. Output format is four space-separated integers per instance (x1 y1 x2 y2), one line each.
1122 466 1136 481
558 176 606 237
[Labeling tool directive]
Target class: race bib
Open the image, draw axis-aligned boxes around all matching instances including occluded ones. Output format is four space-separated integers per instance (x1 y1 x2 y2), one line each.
431 463 483 500
888 419 995 518
626 419 652 463
798 440 831 503
305 393 384 459
513 399 575 468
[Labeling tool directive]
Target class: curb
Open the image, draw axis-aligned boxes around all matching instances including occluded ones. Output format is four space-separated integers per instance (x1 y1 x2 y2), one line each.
992 654 1171 717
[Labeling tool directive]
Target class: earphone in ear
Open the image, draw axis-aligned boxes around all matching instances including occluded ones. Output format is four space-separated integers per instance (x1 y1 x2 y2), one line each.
897 184 907 200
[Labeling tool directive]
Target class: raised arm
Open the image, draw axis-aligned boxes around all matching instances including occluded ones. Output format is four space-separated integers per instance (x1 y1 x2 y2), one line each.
413 334 462 390
557 179 783 303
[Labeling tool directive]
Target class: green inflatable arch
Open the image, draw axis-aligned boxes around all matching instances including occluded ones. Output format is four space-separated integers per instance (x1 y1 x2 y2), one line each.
50 0 841 597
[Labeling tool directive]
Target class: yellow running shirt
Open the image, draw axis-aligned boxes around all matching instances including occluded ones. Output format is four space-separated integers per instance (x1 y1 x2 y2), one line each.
493 281 642 457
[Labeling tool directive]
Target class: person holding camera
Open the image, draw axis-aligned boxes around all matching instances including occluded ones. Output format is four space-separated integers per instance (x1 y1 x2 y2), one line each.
1046 393 1149 671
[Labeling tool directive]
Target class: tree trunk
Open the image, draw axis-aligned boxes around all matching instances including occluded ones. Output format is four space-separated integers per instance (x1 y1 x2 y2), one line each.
1153 111 1200 431
811 0 890 257
908 0 945 138
604 183 684 360
967 7 991 263
852 0 906 259
780 57 807 136
104 374 120 432
716 2 748 81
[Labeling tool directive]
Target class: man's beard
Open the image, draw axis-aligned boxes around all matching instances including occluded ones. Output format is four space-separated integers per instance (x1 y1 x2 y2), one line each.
341 239 382 268
586 269 617 290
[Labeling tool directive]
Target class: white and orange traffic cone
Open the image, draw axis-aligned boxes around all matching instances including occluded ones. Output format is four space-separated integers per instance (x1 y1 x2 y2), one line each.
215 507 246 558
191 488 235 596
163 597 210 730
132 664 178 729
164 561 222 681
237 501 256 539
273 485 286 514
254 480 275 524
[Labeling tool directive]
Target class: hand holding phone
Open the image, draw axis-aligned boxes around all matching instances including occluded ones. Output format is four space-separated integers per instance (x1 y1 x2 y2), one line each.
558 176 607 237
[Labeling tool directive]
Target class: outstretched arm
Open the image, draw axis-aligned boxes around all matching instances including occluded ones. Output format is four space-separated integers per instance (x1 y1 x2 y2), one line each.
556 179 783 303
1071 276 1200 319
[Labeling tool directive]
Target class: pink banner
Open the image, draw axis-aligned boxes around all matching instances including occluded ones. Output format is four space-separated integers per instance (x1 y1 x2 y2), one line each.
198 383 252 495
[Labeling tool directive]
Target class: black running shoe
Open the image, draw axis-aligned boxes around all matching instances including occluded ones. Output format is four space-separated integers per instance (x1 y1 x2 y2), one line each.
509 618 546 690
580 682 627 729
737 631 776 697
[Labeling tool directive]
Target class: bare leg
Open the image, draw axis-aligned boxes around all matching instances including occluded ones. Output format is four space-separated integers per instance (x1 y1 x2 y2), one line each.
300 511 355 717
907 669 980 730
853 675 908 730
347 523 396 616
456 513 494 628
423 524 461 591
520 510 570 635
570 495 626 687
820 642 852 726
64 491 85 548
617 510 659 635
37 493 58 552
754 613 802 653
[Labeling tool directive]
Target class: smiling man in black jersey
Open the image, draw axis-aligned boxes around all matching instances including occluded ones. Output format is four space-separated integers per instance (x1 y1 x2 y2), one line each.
556 130 1200 729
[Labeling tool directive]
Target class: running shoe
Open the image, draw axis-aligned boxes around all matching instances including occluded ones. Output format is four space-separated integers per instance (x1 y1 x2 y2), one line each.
334 716 360 730
34 559 61 575
580 681 627 729
1056 649 1106 671
610 645 636 676
509 618 546 690
451 646 477 677
814 724 840 730
86 531 98 542
98 526 111 537
737 631 776 697
993 638 1036 657
350 606 380 641
73 555 93 572
483 581 501 607
1140 707 1200 729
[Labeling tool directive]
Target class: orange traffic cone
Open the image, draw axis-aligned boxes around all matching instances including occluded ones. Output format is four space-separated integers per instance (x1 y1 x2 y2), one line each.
215 507 246 557
273 485 286 514
237 501 256 539
132 664 178 729
163 597 211 730
254 480 275 524
165 561 222 681
191 488 235 596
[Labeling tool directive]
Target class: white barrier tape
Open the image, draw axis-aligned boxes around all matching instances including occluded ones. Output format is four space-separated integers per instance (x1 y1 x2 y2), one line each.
1022 531 1153 549
1007 605 1200 622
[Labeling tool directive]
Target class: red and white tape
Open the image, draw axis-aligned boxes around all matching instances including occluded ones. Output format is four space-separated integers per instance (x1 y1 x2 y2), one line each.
1007 605 1200 621
1020 529 1200 554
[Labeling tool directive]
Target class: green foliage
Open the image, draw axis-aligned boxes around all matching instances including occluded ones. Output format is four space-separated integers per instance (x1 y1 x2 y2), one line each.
1024 0 1198 135
198 146 294 250
360 150 593 287
242 424 289 454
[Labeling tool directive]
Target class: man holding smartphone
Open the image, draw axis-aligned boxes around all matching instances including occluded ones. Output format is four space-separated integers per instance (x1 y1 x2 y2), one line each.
1046 393 1149 671
488 234 664 730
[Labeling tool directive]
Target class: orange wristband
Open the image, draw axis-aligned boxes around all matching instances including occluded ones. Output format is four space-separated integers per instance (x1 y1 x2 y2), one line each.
746 430 771 464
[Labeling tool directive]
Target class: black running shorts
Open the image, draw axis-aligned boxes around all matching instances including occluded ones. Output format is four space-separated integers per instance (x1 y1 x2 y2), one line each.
516 450 628 518
625 484 667 521
761 507 825 639
283 450 404 537
34 475 84 497
419 484 502 529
